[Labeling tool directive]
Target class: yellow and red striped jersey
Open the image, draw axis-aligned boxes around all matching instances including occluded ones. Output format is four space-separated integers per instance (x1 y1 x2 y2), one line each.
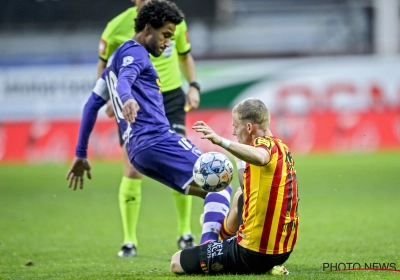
237 135 299 255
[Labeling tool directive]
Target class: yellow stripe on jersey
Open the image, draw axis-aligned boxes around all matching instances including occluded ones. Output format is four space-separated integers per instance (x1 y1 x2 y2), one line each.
237 135 299 255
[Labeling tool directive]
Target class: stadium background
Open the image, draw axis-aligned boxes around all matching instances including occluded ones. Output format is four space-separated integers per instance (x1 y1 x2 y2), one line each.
1 1 400 279
1 0 399 161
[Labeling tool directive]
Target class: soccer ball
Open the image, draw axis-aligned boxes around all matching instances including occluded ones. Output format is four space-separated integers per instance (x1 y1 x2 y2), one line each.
193 152 234 192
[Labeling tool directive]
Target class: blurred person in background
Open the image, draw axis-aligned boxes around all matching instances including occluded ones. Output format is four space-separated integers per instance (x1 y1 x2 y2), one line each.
97 0 201 257
170 98 298 275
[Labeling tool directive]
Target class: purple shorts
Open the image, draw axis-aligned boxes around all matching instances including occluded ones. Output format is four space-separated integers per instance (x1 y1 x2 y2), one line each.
131 134 203 194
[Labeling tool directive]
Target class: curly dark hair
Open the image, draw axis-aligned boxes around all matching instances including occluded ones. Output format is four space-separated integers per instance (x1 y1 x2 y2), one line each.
135 0 184 33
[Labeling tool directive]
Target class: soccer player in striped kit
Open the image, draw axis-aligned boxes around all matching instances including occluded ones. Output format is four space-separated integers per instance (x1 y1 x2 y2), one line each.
66 0 231 260
172 98 298 275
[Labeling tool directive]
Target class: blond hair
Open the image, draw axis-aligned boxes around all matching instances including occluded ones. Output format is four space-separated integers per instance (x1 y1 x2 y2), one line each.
232 98 270 129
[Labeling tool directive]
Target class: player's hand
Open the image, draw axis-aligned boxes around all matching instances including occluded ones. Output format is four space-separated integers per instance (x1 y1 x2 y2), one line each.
66 157 92 190
184 87 200 112
192 120 222 145
122 99 140 123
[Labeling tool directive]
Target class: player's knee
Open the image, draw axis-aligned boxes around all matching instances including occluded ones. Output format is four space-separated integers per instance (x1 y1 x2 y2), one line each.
170 252 185 274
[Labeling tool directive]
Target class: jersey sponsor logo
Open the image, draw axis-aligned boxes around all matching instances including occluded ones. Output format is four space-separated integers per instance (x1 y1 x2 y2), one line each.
122 56 134 67
206 241 224 259
255 137 273 150
156 78 162 93
211 263 224 272
98 39 107 55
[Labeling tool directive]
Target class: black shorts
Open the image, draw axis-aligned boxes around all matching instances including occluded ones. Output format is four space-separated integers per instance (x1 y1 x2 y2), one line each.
163 87 186 135
117 87 186 146
180 236 292 275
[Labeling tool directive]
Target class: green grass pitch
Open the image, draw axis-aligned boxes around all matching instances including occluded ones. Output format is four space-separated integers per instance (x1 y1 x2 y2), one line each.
1 152 399 279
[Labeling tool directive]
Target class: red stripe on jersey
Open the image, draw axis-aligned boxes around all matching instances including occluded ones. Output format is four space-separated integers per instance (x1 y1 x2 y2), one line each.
282 172 297 252
238 163 251 243
283 170 299 252
258 144 283 253
289 175 299 249
274 166 291 252
237 163 251 243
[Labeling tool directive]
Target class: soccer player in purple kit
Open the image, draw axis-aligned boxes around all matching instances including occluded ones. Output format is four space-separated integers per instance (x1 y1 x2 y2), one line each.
66 0 232 254
99 0 199 256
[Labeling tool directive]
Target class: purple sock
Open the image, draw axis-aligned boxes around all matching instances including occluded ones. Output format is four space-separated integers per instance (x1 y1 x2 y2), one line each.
200 185 232 243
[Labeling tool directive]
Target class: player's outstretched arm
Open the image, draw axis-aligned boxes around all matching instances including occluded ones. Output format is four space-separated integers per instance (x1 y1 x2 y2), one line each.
66 157 92 190
192 120 223 145
192 121 271 166
68 86 107 190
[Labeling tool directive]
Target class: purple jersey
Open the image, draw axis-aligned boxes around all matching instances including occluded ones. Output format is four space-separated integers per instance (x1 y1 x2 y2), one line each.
104 40 172 159
75 40 172 159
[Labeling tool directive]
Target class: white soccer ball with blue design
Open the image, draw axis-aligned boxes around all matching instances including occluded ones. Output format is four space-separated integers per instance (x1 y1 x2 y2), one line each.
193 152 234 192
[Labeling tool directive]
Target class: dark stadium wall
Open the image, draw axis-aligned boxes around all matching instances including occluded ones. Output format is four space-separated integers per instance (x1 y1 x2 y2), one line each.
0 0 216 27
